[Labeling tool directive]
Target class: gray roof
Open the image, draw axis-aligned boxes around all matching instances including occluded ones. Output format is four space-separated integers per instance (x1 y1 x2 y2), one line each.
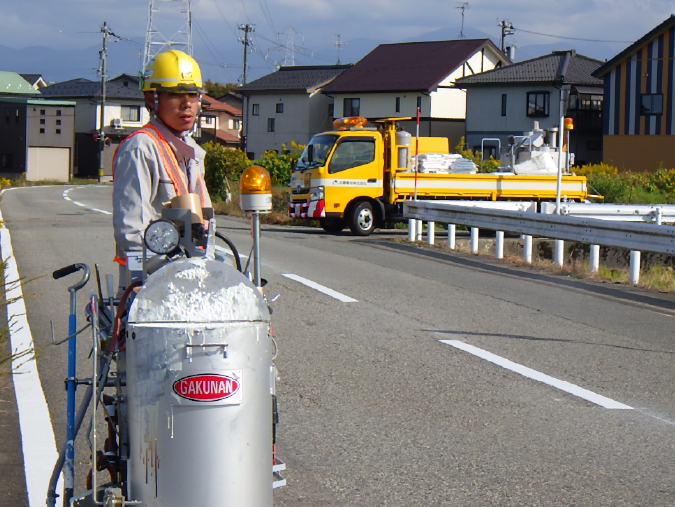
238 65 353 94
40 78 144 100
456 50 603 87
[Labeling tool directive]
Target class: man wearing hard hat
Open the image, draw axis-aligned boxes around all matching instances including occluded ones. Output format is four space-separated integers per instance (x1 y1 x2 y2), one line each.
112 49 212 286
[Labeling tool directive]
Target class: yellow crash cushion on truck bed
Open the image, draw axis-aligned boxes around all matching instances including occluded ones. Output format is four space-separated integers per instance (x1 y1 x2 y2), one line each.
413 137 449 154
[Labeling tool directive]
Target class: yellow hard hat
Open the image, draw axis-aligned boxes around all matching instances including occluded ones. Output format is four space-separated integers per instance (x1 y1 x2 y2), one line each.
141 49 203 92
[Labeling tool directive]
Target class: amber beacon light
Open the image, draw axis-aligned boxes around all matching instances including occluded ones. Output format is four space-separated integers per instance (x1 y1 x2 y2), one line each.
239 165 272 212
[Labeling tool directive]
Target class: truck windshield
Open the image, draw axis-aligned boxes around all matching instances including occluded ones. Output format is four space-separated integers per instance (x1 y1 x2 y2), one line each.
294 135 338 171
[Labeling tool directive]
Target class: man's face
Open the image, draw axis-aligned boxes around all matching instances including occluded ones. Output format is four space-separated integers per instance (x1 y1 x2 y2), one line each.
148 91 199 135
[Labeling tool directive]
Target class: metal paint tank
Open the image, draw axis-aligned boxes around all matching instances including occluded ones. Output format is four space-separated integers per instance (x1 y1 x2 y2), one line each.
125 258 273 506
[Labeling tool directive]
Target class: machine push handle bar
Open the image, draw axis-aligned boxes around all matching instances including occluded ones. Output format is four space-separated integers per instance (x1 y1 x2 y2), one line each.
53 263 91 293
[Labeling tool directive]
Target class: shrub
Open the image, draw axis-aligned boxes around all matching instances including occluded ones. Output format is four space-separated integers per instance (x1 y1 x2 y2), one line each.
253 141 304 186
454 136 499 173
203 142 252 202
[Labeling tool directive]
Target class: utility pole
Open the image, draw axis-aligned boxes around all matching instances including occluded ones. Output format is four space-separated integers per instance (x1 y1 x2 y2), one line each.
238 24 255 85
498 20 515 55
143 0 193 70
457 2 469 39
98 21 114 182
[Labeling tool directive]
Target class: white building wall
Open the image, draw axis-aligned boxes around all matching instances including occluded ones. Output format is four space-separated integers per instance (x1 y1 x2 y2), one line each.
244 93 312 159
464 84 563 151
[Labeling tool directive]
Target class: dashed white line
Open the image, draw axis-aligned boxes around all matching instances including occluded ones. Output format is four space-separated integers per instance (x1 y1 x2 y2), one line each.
282 273 357 302
440 339 633 410
63 187 111 215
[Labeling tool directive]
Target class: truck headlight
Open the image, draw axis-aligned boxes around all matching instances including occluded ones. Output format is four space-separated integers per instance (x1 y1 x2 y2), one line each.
144 219 180 255
309 186 324 201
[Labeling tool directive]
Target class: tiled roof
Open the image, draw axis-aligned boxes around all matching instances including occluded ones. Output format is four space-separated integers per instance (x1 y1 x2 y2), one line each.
321 39 505 93
40 78 144 100
594 15 675 78
455 50 603 87
201 94 242 115
0 72 39 95
238 65 353 93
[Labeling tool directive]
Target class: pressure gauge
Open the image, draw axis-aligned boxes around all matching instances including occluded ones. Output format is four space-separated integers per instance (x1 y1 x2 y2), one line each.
144 219 181 255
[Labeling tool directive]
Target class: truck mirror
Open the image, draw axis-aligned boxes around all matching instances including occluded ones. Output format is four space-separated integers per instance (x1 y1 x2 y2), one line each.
307 145 314 163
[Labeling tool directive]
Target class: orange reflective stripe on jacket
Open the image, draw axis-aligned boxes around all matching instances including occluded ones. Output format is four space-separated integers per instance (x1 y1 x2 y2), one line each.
112 125 189 197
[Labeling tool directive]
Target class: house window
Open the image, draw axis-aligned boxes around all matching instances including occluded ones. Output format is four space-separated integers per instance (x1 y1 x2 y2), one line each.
395 97 401 113
252 103 260 116
267 118 275 132
203 116 214 125
276 103 284 113
526 91 550 117
40 109 46 115
343 98 360 117
328 103 334 117
121 105 141 122
56 129 61 134
56 110 62 116
0 154 12 168
229 119 241 130
39 128 45 134
640 93 663 115
501 94 507 116
40 119 46 125
56 119 62 125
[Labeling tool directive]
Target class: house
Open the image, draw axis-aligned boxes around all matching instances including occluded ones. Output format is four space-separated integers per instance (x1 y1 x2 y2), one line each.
455 50 604 166
320 39 510 151
19 74 49 90
0 72 75 181
237 65 352 159
40 78 149 178
593 16 675 171
198 94 242 148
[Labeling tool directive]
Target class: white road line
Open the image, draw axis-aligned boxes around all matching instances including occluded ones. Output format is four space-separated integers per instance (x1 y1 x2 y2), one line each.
282 274 357 302
0 197 63 507
63 187 111 215
440 339 633 410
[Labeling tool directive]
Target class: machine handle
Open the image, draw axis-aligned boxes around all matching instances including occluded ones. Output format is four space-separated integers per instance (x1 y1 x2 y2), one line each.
53 263 90 293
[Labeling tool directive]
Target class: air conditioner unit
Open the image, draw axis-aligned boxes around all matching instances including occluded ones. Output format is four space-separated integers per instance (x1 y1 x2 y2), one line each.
111 118 123 129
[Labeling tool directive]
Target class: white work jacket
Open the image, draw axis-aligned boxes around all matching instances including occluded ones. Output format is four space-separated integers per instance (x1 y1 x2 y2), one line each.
112 117 212 259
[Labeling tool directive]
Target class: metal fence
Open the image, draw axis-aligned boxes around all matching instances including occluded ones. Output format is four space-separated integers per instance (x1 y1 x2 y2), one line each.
403 200 675 285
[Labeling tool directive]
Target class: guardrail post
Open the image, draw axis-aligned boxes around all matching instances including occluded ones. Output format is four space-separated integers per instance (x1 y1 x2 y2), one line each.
427 221 435 245
554 239 564 268
416 220 423 241
629 251 640 284
590 245 600 273
656 207 663 225
470 227 479 254
495 231 504 259
448 224 456 250
523 235 533 264
408 219 416 241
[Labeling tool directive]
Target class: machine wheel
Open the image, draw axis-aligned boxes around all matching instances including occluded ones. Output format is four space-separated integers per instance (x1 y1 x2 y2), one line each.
320 218 345 234
349 201 375 236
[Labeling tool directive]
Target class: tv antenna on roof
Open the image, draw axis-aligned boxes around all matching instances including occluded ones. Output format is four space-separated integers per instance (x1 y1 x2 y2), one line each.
457 2 469 39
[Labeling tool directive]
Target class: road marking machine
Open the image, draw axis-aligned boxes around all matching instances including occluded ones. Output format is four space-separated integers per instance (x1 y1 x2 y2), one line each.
47 166 284 506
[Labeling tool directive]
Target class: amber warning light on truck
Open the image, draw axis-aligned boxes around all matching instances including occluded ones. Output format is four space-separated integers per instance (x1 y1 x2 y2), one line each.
333 116 368 129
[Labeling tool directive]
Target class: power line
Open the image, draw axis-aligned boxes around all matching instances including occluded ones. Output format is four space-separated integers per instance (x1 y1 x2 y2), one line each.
513 26 633 44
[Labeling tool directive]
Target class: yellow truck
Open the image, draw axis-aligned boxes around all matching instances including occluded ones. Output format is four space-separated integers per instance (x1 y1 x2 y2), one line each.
288 116 588 235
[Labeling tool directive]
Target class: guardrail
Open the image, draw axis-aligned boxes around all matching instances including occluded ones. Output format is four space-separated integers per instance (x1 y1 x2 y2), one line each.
403 200 675 286
540 202 675 223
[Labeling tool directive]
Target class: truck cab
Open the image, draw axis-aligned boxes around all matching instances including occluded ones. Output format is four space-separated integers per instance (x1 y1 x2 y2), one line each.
289 117 386 235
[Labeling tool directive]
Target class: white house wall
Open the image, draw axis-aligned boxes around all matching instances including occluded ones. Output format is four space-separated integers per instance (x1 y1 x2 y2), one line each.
245 93 312 158
464 84 565 151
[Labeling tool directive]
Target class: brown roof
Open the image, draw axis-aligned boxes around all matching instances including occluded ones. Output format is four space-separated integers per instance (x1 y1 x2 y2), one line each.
321 39 506 94
201 94 241 115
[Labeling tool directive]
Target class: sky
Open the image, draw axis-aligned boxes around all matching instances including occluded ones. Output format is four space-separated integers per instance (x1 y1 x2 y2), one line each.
1 0 673 85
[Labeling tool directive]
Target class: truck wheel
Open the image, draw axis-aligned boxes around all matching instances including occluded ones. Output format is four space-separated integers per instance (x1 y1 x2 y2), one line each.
320 218 345 234
349 201 375 236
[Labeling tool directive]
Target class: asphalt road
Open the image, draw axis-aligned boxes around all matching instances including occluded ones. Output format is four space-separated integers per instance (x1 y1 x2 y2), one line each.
2 184 675 506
